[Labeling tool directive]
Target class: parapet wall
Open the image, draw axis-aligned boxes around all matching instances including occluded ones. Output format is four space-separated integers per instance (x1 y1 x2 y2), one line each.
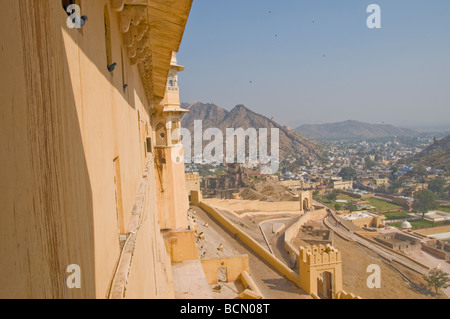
198 201 299 284
421 243 450 261
195 196 359 299
335 290 361 299
201 255 250 285
239 271 264 299
111 159 175 299
203 199 300 213
284 208 328 257
342 190 374 199
163 229 199 263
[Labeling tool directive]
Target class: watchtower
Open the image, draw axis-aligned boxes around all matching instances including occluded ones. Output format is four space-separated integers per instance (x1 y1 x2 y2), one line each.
154 52 190 230
299 191 313 212
298 244 343 299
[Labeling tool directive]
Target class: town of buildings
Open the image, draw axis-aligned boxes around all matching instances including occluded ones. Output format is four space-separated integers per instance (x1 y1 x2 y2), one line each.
187 129 450 298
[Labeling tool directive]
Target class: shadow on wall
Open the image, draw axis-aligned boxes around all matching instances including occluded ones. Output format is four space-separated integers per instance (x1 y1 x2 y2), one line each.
0 0 96 298
62 0 140 109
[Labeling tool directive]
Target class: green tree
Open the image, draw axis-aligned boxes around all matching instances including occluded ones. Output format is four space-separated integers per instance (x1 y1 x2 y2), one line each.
390 166 399 174
413 189 439 219
428 177 447 194
295 157 307 167
389 179 403 192
445 184 450 200
423 268 450 294
207 178 217 190
338 167 357 181
334 203 343 211
345 202 358 212
412 164 427 176
365 157 376 170
326 189 341 202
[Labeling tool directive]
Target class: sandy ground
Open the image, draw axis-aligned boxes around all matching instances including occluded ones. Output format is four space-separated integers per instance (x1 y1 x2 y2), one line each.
402 245 450 297
190 207 312 299
369 227 450 297
263 217 445 299
333 236 446 299
194 203 448 299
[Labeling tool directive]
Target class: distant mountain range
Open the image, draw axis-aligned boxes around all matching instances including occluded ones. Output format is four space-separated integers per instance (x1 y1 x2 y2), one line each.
295 120 419 141
410 135 450 171
181 102 324 162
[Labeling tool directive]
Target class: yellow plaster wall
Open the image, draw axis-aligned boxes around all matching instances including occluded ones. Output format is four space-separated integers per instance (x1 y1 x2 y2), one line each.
349 217 372 228
0 0 176 299
201 255 249 285
348 216 384 228
335 290 361 299
197 199 299 284
155 146 189 230
121 159 176 299
298 245 343 297
204 199 301 213
284 209 328 256
163 230 199 263
185 173 200 197
239 271 263 298
191 189 203 206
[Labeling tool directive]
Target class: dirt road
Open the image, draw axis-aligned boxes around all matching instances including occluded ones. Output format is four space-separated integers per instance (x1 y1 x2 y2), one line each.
324 215 429 275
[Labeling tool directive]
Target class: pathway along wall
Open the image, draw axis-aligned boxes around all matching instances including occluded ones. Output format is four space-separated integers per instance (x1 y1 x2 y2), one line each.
195 194 360 299
197 201 299 284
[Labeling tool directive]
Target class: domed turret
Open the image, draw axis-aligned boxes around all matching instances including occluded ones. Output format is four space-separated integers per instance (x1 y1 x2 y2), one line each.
401 221 412 229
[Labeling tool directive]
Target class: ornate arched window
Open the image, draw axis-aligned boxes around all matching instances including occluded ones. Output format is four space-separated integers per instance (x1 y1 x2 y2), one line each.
156 123 167 146
171 119 181 145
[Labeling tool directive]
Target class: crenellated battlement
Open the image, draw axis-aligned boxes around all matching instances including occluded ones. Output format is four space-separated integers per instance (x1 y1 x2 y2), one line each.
299 244 342 265
298 244 344 299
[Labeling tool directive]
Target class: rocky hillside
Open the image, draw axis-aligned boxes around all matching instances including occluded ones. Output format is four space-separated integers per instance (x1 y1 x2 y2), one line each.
410 135 450 171
295 120 419 141
181 101 324 161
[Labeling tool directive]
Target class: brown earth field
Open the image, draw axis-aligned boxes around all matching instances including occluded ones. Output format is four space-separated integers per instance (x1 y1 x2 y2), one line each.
208 206 448 299
334 236 447 299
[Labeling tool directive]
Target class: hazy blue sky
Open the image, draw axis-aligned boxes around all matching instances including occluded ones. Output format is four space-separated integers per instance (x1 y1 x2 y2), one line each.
177 0 450 129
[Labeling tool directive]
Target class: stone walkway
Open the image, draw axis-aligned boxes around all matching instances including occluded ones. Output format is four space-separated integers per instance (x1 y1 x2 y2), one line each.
191 206 312 299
